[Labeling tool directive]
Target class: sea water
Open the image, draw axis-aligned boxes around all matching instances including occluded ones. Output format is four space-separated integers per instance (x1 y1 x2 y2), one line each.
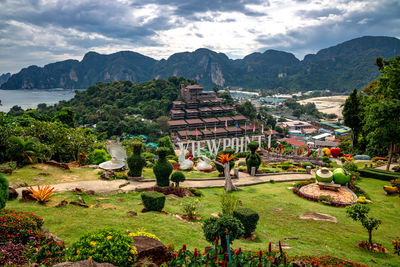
0 88 84 112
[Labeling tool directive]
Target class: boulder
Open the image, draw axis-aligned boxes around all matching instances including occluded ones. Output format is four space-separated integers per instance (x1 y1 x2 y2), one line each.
22 189 36 201
46 160 70 170
299 212 338 223
54 259 116 267
100 171 115 180
8 186 18 200
132 236 171 266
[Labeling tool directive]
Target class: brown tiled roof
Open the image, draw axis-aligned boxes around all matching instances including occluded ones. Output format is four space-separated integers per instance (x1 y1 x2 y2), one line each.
202 118 219 123
168 120 187 126
201 129 213 135
178 130 202 137
172 101 185 105
185 119 203 125
218 116 234 122
212 128 227 134
186 84 203 89
210 107 223 111
226 126 242 132
232 115 247 121
186 109 199 113
199 107 212 112
170 109 184 114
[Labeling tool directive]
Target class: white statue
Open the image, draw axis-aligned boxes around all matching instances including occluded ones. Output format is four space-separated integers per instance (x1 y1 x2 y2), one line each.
178 143 194 170
197 155 213 171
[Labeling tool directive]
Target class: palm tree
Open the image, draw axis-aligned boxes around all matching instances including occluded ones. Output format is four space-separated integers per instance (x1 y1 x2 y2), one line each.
6 136 37 164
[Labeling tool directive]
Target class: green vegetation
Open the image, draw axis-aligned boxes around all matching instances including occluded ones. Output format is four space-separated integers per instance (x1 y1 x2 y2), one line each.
153 147 173 187
0 173 8 209
141 191 166 212
233 208 260 238
170 171 186 187
4 177 400 266
358 168 400 181
245 141 261 173
127 141 145 177
347 204 381 246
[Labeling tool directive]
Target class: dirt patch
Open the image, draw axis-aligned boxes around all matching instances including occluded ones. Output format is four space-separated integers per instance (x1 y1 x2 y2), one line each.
299 212 338 223
298 96 348 118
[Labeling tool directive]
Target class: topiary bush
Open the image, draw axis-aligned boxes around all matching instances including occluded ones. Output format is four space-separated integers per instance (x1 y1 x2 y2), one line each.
203 216 244 253
67 228 136 267
343 162 358 172
153 147 173 187
0 173 8 209
158 136 175 156
322 156 332 164
127 141 146 177
233 208 260 238
245 141 261 174
216 148 236 173
141 191 166 212
171 171 186 187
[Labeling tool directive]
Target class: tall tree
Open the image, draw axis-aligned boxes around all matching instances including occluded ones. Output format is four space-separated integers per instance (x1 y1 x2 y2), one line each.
343 88 363 152
364 56 400 170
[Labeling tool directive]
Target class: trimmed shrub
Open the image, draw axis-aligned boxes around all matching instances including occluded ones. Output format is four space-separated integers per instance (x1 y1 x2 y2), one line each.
233 208 259 238
358 168 400 181
142 152 156 162
186 187 203 197
127 141 146 177
141 191 166 212
203 216 244 252
343 162 358 172
300 162 315 168
88 149 111 165
171 171 186 187
158 136 175 156
322 156 331 163
67 228 136 267
245 141 261 173
216 148 236 173
0 209 43 244
153 147 173 187
0 173 8 209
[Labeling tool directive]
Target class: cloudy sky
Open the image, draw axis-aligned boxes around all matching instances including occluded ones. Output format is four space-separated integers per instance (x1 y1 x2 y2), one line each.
0 0 399 74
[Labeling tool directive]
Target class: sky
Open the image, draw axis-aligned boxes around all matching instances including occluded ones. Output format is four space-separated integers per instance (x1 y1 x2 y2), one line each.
0 0 399 74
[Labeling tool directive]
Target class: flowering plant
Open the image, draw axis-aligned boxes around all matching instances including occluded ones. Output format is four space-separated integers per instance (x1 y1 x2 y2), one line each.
180 198 201 219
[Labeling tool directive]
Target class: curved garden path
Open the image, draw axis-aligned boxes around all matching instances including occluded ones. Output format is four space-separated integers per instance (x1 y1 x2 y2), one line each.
15 171 312 197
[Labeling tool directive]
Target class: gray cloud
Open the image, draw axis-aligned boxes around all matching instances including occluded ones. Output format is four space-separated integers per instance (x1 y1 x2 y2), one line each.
0 0 399 73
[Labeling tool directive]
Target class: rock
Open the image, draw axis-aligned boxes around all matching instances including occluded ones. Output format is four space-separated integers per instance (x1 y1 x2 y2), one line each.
56 200 68 207
38 172 50 176
46 160 70 170
299 212 338 223
72 187 84 194
272 208 282 212
33 177 45 182
100 171 115 180
87 165 99 169
8 187 18 200
22 189 36 201
127 210 138 216
41 227 64 244
210 212 220 218
53 259 116 267
69 201 89 208
273 243 291 249
132 236 171 266
86 190 96 195
119 182 130 188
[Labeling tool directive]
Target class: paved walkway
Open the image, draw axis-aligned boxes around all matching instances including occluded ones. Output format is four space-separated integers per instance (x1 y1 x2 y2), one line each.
16 172 312 197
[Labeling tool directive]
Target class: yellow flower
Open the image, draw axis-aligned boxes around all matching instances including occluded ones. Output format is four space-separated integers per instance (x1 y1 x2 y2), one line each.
180 203 182 206
107 236 112 240
195 199 199 203
77 250 80 255
90 241 96 247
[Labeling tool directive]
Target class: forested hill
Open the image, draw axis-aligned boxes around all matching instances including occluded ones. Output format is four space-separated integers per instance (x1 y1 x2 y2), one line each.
52 77 195 138
2 36 400 92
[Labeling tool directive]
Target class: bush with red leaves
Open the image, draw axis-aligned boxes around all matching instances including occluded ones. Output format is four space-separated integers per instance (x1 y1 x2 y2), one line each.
0 242 28 266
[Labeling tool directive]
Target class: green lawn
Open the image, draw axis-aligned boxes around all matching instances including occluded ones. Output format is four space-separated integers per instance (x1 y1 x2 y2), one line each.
3 164 100 186
5 177 400 266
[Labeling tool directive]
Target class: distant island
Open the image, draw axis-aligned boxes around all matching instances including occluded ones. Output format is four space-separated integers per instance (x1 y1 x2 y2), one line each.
1 36 400 92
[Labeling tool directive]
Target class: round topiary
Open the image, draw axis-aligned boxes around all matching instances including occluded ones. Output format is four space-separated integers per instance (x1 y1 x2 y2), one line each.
153 147 173 187
141 191 166 211
127 141 146 177
0 173 9 209
216 148 236 174
245 141 261 173
233 208 260 238
170 171 186 187
67 228 136 266
203 216 244 252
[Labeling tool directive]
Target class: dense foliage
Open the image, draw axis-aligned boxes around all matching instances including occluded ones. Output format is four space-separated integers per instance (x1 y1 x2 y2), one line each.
153 147 173 187
127 141 146 177
171 171 186 187
233 208 260 238
246 141 262 173
0 174 8 209
67 228 136 266
141 191 166 212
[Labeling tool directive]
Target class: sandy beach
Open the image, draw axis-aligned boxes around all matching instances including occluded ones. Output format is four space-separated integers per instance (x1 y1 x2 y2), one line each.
298 95 348 118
